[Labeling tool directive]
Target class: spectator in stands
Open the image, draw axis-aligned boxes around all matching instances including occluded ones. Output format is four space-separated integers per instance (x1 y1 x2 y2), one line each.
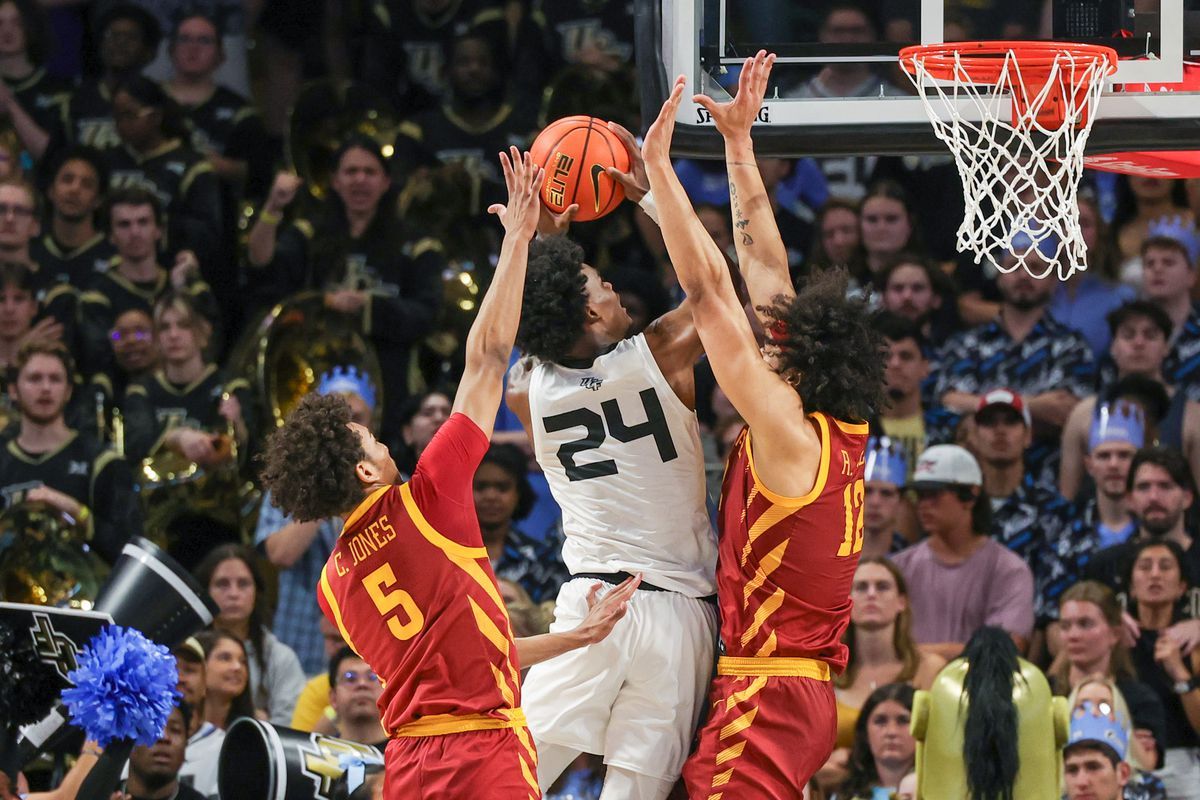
246 138 443 442
477 442 569 604
0 340 140 563
30 146 114 289
935 237 1096 485
0 177 73 327
257 366 376 675
1115 177 1194 275
65 3 161 155
808 198 863 278
393 30 536 216
892 444 1035 657
394 388 451 477
0 261 61 389
80 189 217 371
1139 230 1200 402
793 3 902 101
120 292 250 565
873 313 955 467
862 438 911 556
1063 699 1135 800
968 389 1081 625
500 578 549 639
1066 677 1167 800
1051 196 1135 360
172 638 221 800
194 628 253 730
820 558 943 789
0 0 72 163
879 256 960 350
109 76 223 275
123 702 206 800
1075 403 1145 550
1126 539 1200 798
195 544 307 726
1085 448 1200 614
1062 301 1200 501
326 647 386 748
1048 582 1168 770
837 683 916 800
91 305 156 405
164 13 269 196
859 181 922 286
290 615 346 734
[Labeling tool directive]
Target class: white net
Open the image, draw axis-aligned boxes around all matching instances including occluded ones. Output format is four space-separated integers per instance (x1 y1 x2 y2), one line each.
901 45 1115 280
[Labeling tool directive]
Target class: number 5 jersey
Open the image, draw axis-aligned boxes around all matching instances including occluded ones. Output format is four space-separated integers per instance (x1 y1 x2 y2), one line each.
526 334 717 597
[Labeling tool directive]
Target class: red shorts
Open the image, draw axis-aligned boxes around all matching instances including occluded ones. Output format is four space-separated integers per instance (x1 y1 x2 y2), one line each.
383 726 541 799
682 671 836 800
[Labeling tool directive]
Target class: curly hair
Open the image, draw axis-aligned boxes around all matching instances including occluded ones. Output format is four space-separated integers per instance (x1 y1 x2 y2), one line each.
761 269 885 423
516 236 588 363
260 393 365 521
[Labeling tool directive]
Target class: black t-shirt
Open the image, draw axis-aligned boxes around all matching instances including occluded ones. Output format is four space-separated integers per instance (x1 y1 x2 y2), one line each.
126 781 208 800
0 430 141 563
30 232 116 290
66 79 121 152
1131 628 1200 749
1118 676 1169 769
6 67 71 140
177 85 272 198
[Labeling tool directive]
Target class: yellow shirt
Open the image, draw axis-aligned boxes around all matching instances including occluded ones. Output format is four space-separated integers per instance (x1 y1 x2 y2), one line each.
291 674 331 731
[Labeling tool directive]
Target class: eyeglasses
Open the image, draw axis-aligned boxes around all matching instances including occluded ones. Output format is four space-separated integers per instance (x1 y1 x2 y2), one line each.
339 669 379 686
0 203 34 219
110 329 151 342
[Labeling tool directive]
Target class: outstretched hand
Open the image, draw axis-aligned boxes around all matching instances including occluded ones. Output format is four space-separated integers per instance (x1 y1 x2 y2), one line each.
643 75 687 167
570 574 642 646
488 146 544 239
537 202 579 238
694 50 776 141
604 121 650 204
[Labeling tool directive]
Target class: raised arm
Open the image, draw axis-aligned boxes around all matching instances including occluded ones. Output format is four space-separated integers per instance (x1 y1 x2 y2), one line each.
695 51 792 309
643 77 814 493
452 148 543 437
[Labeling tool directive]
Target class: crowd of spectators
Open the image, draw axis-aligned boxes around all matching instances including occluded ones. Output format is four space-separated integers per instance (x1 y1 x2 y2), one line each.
1 1 1198 799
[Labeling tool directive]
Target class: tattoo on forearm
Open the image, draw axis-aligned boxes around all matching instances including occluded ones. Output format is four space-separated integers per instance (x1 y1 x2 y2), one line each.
729 181 754 246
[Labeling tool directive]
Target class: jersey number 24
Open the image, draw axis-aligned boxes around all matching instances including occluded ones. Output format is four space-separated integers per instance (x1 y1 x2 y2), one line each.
542 388 679 482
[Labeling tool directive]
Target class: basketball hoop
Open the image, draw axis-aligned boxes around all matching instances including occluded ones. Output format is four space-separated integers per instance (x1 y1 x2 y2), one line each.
899 41 1118 280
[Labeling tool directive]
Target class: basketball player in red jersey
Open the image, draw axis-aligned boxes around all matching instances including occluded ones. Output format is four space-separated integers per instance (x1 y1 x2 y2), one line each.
260 148 639 800
643 55 887 798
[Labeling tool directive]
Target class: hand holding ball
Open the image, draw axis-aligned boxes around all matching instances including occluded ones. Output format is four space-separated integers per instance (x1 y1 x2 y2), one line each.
530 116 631 222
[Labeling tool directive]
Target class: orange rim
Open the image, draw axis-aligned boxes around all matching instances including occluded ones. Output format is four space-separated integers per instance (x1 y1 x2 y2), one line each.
899 40 1119 84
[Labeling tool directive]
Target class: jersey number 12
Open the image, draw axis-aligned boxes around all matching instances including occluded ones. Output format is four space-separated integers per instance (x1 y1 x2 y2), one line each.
838 479 865 557
543 388 679 481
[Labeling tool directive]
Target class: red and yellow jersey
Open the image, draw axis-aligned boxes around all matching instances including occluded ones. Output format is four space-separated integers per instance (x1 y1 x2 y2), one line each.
317 414 525 737
716 412 870 672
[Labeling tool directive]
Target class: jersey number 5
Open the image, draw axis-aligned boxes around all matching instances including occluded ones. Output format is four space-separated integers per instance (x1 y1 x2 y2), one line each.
838 479 865 557
542 388 679 482
363 563 425 641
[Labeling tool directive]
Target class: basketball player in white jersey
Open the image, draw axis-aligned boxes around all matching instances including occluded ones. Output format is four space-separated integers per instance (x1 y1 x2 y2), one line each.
505 129 719 799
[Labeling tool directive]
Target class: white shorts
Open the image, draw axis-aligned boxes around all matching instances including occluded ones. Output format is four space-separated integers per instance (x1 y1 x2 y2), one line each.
521 577 718 781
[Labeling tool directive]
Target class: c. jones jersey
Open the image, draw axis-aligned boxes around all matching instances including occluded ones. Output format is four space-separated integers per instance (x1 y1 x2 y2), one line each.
527 334 716 596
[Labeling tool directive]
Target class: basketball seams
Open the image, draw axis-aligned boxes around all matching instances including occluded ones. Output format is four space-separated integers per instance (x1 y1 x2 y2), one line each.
568 117 597 209
598 125 623 216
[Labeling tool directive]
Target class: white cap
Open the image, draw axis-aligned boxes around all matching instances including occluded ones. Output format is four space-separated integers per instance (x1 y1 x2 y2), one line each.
911 444 982 488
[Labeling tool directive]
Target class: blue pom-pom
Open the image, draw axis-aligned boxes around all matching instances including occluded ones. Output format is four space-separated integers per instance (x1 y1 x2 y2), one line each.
61 625 181 747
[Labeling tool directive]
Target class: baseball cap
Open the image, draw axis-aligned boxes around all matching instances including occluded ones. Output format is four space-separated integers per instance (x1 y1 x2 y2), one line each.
1066 700 1128 764
172 636 205 663
910 444 982 489
975 388 1032 427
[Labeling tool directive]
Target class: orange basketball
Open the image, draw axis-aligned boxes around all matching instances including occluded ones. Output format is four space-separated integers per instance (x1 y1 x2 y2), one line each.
530 115 631 222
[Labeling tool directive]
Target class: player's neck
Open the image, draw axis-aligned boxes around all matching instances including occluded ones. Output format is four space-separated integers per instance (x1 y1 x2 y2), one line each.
0 53 32 80
982 459 1022 499
337 717 385 746
998 304 1045 343
567 329 616 361
17 415 71 452
853 623 899 667
52 213 97 249
1068 657 1111 688
882 391 920 419
1096 491 1131 529
164 354 207 385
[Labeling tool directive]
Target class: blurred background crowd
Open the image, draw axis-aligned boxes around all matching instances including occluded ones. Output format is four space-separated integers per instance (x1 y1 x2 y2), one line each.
0 0 1198 798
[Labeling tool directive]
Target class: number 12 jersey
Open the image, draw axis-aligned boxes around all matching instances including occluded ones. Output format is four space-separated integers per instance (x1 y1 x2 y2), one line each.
527 334 717 597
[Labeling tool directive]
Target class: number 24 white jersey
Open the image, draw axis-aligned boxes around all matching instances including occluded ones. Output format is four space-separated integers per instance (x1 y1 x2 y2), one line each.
526 334 717 596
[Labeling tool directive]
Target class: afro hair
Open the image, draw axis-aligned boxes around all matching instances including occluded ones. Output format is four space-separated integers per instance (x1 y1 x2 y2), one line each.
516 236 588 363
761 269 886 423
